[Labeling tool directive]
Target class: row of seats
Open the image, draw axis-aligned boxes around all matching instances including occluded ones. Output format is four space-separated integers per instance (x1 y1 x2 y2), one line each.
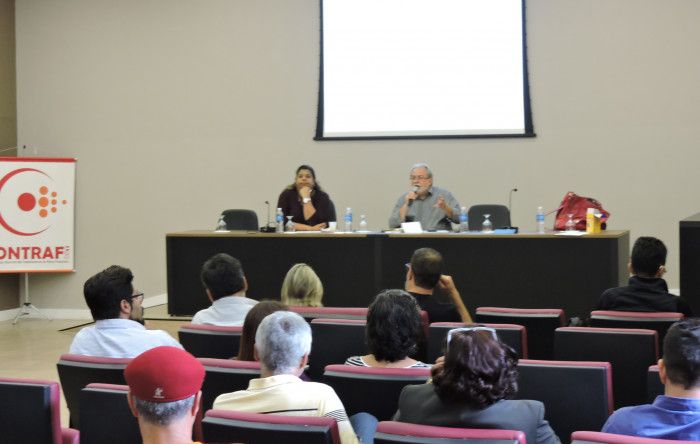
55 352 666 441
2 375 687 444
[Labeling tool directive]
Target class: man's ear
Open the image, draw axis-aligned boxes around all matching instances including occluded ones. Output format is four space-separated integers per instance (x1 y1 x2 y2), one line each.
243 277 249 293
406 266 414 282
299 353 309 370
657 265 667 278
127 392 139 418
205 289 214 303
253 345 260 362
627 262 634 275
191 391 202 417
120 299 131 316
658 358 667 385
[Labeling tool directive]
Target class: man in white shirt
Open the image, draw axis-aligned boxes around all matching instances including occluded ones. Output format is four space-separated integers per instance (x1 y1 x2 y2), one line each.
191 253 258 326
213 311 376 444
69 265 181 358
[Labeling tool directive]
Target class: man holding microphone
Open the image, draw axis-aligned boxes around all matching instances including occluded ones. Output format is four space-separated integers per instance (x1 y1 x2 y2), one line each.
389 163 461 231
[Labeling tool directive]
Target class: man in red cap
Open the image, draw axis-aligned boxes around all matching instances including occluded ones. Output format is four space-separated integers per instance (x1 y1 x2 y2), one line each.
125 346 205 444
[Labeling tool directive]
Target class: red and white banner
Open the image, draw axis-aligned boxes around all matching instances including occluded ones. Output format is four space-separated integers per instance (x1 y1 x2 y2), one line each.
0 157 76 273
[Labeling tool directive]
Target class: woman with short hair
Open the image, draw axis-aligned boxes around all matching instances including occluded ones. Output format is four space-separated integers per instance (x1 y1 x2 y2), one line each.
393 327 561 444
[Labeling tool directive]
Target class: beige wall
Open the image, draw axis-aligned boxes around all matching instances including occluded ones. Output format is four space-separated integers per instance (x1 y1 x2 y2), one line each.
13 0 700 311
0 0 18 310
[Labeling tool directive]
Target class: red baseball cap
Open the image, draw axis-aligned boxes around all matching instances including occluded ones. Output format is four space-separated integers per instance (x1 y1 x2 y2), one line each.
125 346 205 403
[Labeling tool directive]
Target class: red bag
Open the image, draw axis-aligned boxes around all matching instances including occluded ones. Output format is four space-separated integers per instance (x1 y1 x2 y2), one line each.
553 192 610 231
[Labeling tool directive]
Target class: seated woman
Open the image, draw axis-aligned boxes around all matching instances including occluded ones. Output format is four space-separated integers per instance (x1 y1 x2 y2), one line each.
345 289 430 368
392 327 561 444
281 263 324 307
277 164 336 231
236 300 288 361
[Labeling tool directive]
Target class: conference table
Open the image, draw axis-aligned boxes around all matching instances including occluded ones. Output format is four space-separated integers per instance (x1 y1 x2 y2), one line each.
166 230 629 320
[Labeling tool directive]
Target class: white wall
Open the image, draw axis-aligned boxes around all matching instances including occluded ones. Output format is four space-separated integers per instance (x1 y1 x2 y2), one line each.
14 0 700 310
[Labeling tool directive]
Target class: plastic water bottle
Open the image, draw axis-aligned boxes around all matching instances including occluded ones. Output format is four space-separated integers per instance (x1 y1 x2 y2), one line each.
215 214 227 231
359 215 368 232
275 208 284 233
459 206 469 232
344 207 353 232
536 206 545 234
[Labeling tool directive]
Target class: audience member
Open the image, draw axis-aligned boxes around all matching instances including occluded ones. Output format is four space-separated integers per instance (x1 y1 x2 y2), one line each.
213 311 376 444
125 346 205 444
280 263 324 307
393 327 560 444
601 318 700 440
192 253 258 326
69 265 181 358
405 247 472 323
596 236 693 316
235 300 288 361
388 163 460 231
345 289 429 368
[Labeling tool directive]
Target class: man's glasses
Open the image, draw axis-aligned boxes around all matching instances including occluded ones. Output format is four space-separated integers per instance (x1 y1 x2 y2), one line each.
409 175 429 181
446 326 498 344
128 292 144 303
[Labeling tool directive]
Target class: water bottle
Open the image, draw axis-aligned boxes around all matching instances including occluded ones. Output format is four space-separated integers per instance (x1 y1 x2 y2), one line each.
536 206 545 234
215 214 227 231
344 207 353 232
275 208 284 233
359 214 368 232
459 206 469 232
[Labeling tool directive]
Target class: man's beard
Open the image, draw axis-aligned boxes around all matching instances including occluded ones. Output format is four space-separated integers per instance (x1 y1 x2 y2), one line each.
129 305 145 325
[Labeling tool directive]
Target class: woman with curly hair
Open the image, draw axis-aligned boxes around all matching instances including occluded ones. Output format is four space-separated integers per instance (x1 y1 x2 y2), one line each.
393 327 561 444
345 289 429 368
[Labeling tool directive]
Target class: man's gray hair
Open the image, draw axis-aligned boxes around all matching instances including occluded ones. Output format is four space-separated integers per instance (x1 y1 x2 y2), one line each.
410 163 433 178
255 311 312 375
133 395 195 426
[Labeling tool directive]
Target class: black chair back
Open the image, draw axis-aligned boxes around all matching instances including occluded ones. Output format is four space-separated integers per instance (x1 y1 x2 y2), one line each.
589 310 683 353
376 421 526 444
0 378 61 444
221 209 259 230
647 364 663 403
79 384 141 444
468 204 511 230
517 359 613 444
553 327 658 408
309 319 367 379
323 365 430 421
198 358 262 412
178 323 242 359
56 354 130 428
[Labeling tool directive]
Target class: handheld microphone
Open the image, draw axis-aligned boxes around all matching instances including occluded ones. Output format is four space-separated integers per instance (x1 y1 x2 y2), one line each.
407 185 419 207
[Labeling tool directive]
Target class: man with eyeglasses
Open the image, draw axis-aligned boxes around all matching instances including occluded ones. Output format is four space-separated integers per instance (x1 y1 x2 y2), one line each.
69 265 181 358
388 163 461 231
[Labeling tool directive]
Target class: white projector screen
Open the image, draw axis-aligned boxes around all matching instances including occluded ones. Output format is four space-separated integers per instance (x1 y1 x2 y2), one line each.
315 0 534 140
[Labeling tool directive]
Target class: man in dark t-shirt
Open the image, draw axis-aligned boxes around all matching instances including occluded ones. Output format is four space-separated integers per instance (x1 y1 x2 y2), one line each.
596 237 693 316
405 248 473 324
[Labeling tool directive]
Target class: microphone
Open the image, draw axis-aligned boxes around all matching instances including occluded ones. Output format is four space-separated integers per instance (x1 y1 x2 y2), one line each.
260 200 275 232
407 185 419 207
508 187 518 220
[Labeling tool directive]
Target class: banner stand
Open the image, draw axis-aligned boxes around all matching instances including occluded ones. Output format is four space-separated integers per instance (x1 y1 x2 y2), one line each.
12 273 51 324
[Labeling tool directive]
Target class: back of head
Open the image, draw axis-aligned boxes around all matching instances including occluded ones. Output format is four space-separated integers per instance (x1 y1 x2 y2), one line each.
237 300 288 361
84 265 134 320
125 346 205 426
280 263 324 307
432 328 518 407
366 289 421 362
200 253 245 300
631 236 667 277
255 311 311 375
663 319 700 390
410 248 443 290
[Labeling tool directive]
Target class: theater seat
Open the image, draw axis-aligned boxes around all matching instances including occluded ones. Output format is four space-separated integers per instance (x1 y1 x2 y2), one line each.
375 421 526 444
589 310 683 352
0 377 79 444
203 409 340 444
79 383 140 444
309 318 367 379
571 431 698 444
323 364 430 421
198 358 261 412
476 307 565 359
290 306 368 322
56 354 131 428
178 323 243 359
647 365 663 403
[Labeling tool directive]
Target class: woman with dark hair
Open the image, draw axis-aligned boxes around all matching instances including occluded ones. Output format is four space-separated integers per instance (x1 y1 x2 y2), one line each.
236 300 288 361
393 327 560 444
345 289 430 368
277 164 336 231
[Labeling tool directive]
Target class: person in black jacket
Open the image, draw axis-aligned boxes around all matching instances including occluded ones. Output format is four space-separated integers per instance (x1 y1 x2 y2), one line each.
596 236 693 316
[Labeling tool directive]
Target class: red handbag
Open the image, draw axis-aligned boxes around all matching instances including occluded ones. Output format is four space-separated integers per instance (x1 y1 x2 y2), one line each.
554 192 610 231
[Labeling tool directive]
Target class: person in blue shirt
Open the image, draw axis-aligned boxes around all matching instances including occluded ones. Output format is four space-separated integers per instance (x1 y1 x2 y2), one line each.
602 318 700 441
